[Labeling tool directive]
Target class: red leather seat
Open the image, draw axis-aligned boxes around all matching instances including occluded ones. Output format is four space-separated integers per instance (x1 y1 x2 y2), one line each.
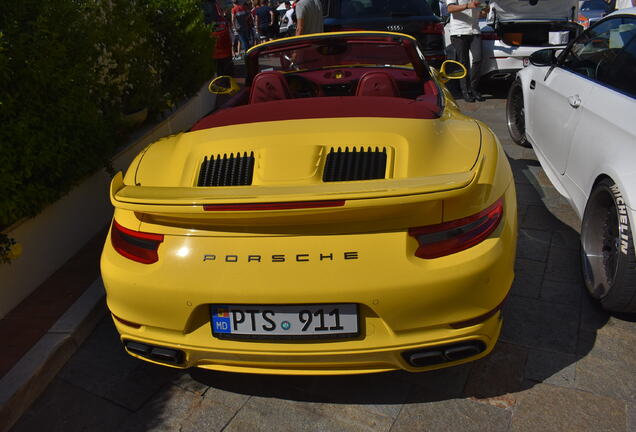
249 71 292 104
355 72 400 97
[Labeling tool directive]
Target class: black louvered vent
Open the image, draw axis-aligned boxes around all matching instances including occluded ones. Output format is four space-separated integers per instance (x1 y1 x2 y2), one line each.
197 152 255 186
323 147 387 182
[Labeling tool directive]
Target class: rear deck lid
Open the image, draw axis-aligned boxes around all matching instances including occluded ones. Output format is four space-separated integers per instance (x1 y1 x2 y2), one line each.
490 0 578 22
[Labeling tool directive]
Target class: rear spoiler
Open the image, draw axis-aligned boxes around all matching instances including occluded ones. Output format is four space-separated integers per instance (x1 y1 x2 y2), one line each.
110 168 478 224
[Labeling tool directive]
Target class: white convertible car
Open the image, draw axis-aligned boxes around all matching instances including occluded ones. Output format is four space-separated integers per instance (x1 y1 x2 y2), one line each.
507 8 636 313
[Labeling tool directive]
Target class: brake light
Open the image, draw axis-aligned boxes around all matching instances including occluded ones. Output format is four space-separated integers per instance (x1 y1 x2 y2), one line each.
421 22 444 34
408 198 503 259
481 32 500 41
111 220 164 264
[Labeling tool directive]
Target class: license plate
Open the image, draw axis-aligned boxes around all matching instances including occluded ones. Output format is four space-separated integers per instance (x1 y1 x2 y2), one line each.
210 304 359 340
523 57 529 67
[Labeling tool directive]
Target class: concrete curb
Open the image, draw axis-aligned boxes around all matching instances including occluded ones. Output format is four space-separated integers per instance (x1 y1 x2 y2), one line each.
0 279 106 432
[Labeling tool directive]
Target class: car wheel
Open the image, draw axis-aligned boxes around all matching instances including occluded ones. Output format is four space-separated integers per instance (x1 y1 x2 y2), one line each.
506 79 530 147
581 179 636 313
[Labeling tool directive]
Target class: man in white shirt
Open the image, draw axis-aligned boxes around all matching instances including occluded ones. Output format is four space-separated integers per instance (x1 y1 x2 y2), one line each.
447 0 484 102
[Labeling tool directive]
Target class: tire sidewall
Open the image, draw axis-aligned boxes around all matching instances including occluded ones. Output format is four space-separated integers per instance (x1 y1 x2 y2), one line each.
581 179 636 312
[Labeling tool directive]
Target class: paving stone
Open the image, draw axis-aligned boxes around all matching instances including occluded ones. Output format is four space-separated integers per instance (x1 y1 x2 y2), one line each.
515 182 544 205
577 325 636 363
464 342 528 408
58 319 180 411
501 296 579 354
540 279 583 307
511 383 626 432
550 229 581 251
508 160 536 184
12 379 130 432
575 327 636 402
392 397 511 432
188 369 319 401
575 354 636 403
404 363 473 400
120 385 243 432
300 371 411 419
224 396 394 432
544 245 583 284
524 349 577 388
510 259 544 299
627 403 635 432
516 229 551 262
522 205 567 232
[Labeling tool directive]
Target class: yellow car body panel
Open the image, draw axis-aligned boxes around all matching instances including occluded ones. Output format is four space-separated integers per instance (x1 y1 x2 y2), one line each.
101 31 517 374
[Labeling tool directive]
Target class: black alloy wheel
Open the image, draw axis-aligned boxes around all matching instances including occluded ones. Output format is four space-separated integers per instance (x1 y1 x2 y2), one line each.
581 178 636 313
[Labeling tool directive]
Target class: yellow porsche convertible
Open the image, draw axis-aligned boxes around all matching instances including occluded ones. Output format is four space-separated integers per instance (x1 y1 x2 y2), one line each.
101 32 517 374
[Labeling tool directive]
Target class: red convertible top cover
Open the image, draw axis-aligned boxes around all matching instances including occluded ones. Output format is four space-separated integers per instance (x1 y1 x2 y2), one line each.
191 96 439 131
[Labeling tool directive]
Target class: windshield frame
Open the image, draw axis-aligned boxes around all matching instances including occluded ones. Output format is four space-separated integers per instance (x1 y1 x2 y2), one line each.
245 32 428 84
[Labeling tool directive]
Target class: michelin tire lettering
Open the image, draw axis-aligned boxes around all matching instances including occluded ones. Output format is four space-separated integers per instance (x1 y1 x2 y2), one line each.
610 184 629 255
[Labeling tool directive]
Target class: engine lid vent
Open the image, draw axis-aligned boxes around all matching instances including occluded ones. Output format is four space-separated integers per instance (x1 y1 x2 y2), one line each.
197 152 255 186
323 146 387 182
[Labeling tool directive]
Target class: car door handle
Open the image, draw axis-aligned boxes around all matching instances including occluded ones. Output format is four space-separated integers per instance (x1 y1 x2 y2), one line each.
568 94 581 108
530 80 536 90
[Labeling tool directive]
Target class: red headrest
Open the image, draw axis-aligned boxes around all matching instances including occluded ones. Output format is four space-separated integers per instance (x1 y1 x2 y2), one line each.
249 71 291 104
355 72 400 97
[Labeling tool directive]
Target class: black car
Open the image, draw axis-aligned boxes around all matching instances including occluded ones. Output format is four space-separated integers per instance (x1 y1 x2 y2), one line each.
322 0 446 67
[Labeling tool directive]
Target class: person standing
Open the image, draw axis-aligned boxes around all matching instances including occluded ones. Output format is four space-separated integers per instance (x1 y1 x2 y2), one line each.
295 0 323 36
231 0 253 54
254 0 275 42
447 0 484 102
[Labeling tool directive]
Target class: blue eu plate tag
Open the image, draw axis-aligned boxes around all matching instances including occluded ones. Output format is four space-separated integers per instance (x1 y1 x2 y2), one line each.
212 307 232 333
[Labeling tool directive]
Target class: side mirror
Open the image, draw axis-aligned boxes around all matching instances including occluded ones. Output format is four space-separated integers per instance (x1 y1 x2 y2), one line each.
529 48 560 67
438 60 467 83
208 75 240 95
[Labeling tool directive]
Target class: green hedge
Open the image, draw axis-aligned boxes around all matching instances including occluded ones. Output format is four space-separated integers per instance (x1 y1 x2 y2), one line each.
0 0 214 231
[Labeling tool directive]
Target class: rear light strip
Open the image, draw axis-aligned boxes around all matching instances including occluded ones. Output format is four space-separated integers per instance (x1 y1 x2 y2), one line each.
408 198 504 259
111 220 164 264
204 200 345 211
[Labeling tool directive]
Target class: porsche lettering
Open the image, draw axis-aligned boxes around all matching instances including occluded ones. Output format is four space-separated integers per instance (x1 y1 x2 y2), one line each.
202 252 359 262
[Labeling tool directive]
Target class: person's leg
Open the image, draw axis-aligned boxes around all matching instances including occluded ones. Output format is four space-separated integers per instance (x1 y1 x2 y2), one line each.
469 34 484 100
238 30 251 52
451 35 473 102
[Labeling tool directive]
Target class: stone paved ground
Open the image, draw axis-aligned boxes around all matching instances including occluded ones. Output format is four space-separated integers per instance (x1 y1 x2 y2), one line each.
12 92 636 432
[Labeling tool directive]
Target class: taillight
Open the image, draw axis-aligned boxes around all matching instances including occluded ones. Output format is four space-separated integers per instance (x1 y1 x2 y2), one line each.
408 198 503 259
421 22 444 34
481 32 500 41
111 220 164 264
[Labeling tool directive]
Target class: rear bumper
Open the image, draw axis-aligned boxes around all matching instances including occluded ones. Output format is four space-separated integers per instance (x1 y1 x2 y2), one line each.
481 41 568 78
102 184 516 374
116 311 502 374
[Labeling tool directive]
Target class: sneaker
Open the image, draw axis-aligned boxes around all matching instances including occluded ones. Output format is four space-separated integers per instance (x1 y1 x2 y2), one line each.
463 92 476 103
472 92 486 102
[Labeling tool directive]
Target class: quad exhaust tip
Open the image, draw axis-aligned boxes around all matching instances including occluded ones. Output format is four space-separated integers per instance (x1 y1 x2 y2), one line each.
403 341 486 367
124 340 185 365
